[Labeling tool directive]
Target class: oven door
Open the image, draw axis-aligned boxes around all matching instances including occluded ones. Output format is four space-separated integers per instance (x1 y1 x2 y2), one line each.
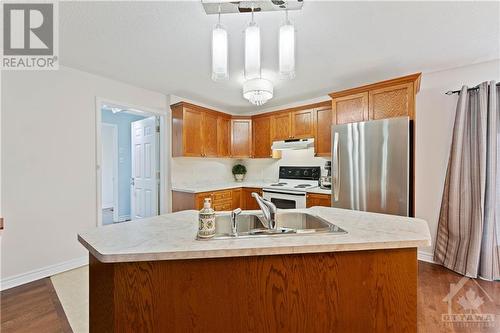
262 190 306 209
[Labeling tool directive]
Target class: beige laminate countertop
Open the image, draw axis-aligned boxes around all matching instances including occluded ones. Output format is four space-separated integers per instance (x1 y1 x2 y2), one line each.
171 181 271 193
78 207 431 263
172 181 332 195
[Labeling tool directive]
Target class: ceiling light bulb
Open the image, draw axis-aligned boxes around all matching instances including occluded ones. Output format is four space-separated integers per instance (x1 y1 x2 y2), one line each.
279 19 295 79
245 21 261 80
212 23 228 81
243 78 273 106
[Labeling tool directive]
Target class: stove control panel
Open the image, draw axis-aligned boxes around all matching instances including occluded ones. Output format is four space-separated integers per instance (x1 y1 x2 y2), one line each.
279 166 321 180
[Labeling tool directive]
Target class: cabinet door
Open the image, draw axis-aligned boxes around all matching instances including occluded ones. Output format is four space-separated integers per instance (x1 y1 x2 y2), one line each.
306 193 331 208
231 119 252 158
196 192 214 210
232 188 242 209
252 116 272 158
217 116 231 157
183 108 203 156
271 113 291 141
369 82 414 120
291 109 314 139
314 107 332 157
242 188 262 210
202 112 218 157
332 92 368 125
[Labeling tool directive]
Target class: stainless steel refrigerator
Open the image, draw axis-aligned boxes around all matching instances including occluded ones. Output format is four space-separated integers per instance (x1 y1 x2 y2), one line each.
331 116 410 216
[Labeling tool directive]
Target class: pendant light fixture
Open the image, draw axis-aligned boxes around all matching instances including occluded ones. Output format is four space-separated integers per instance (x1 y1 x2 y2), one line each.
279 8 295 79
244 6 260 80
211 5 228 81
243 77 273 106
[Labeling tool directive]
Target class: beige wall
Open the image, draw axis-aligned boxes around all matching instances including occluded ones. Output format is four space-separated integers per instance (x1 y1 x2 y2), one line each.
415 59 500 259
1 66 167 287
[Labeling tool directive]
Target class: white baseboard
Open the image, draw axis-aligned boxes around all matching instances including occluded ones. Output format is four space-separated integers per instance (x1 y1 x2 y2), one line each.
1 256 88 291
418 250 435 264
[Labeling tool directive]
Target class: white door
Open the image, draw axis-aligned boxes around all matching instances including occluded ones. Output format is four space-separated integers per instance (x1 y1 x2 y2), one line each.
131 116 159 220
101 124 118 214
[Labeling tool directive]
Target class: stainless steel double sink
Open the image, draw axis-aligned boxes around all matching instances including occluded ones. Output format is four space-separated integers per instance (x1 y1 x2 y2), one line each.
199 211 347 240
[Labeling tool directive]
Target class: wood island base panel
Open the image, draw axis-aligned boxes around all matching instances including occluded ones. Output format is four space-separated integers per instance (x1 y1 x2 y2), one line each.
89 248 417 333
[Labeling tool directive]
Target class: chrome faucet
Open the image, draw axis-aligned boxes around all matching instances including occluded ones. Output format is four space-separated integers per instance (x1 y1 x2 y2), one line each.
230 208 242 236
251 192 278 230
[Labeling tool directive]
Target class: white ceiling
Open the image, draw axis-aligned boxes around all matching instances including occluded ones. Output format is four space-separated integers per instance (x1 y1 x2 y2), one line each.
60 1 500 113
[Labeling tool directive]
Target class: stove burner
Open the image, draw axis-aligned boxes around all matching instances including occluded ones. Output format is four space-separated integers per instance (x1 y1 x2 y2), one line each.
271 182 287 186
294 184 312 188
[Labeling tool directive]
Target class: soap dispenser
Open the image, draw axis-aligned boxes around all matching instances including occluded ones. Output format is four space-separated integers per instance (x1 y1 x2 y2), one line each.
198 198 216 238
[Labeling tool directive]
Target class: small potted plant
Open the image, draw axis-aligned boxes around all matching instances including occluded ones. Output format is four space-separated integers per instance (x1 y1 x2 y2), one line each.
232 164 247 182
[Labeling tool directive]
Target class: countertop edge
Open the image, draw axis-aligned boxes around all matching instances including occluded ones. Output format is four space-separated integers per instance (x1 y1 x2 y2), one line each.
79 238 430 263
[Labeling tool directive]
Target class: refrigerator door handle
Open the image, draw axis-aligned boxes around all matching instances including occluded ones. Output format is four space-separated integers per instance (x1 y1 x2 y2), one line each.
333 132 339 202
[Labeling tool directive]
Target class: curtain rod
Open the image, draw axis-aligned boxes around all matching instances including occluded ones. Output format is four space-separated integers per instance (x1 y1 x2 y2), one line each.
445 82 500 95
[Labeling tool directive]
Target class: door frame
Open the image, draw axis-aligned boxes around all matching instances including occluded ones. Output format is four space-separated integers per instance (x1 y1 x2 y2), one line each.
95 97 169 227
101 123 119 222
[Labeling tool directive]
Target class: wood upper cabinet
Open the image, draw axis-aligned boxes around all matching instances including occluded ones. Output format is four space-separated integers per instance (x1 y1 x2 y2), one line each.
202 111 218 157
271 112 292 141
172 104 203 157
172 102 233 158
291 109 314 139
231 118 252 158
329 73 421 125
217 116 231 157
332 92 368 125
369 82 414 120
252 115 272 158
314 106 332 157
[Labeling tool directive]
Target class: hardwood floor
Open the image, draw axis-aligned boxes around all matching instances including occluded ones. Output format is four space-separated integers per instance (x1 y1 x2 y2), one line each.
1 261 498 333
1 278 72 333
418 261 500 333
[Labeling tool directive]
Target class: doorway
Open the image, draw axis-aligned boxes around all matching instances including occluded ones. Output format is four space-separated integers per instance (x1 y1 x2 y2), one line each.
98 102 162 225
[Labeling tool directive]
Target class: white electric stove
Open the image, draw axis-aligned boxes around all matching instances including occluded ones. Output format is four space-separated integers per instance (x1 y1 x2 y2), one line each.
263 166 321 209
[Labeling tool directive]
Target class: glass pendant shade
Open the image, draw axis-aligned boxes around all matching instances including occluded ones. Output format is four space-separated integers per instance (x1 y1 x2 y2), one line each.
279 22 295 79
243 78 273 106
211 23 228 81
244 22 261 80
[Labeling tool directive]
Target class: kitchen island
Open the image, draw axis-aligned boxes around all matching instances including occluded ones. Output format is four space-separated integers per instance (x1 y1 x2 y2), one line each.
78 207 430 332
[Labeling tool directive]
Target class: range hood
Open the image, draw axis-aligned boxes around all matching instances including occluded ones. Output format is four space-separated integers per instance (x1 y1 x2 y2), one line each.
271 138 314 151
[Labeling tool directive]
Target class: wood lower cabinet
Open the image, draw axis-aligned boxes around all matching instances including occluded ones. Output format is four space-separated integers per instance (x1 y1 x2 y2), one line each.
306 193 331 208
231 118 252 158
252 116 272 158
332 92 368 125
314 106 332 157
271 112 292 141
172 187 259 212
90 248 417 332
242 187 262 210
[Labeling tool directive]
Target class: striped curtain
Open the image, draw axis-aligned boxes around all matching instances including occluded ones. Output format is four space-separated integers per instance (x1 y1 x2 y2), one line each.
434 81 500 281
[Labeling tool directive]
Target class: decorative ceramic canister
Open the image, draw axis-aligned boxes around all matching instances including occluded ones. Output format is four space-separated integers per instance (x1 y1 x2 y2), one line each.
198 198 216 238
